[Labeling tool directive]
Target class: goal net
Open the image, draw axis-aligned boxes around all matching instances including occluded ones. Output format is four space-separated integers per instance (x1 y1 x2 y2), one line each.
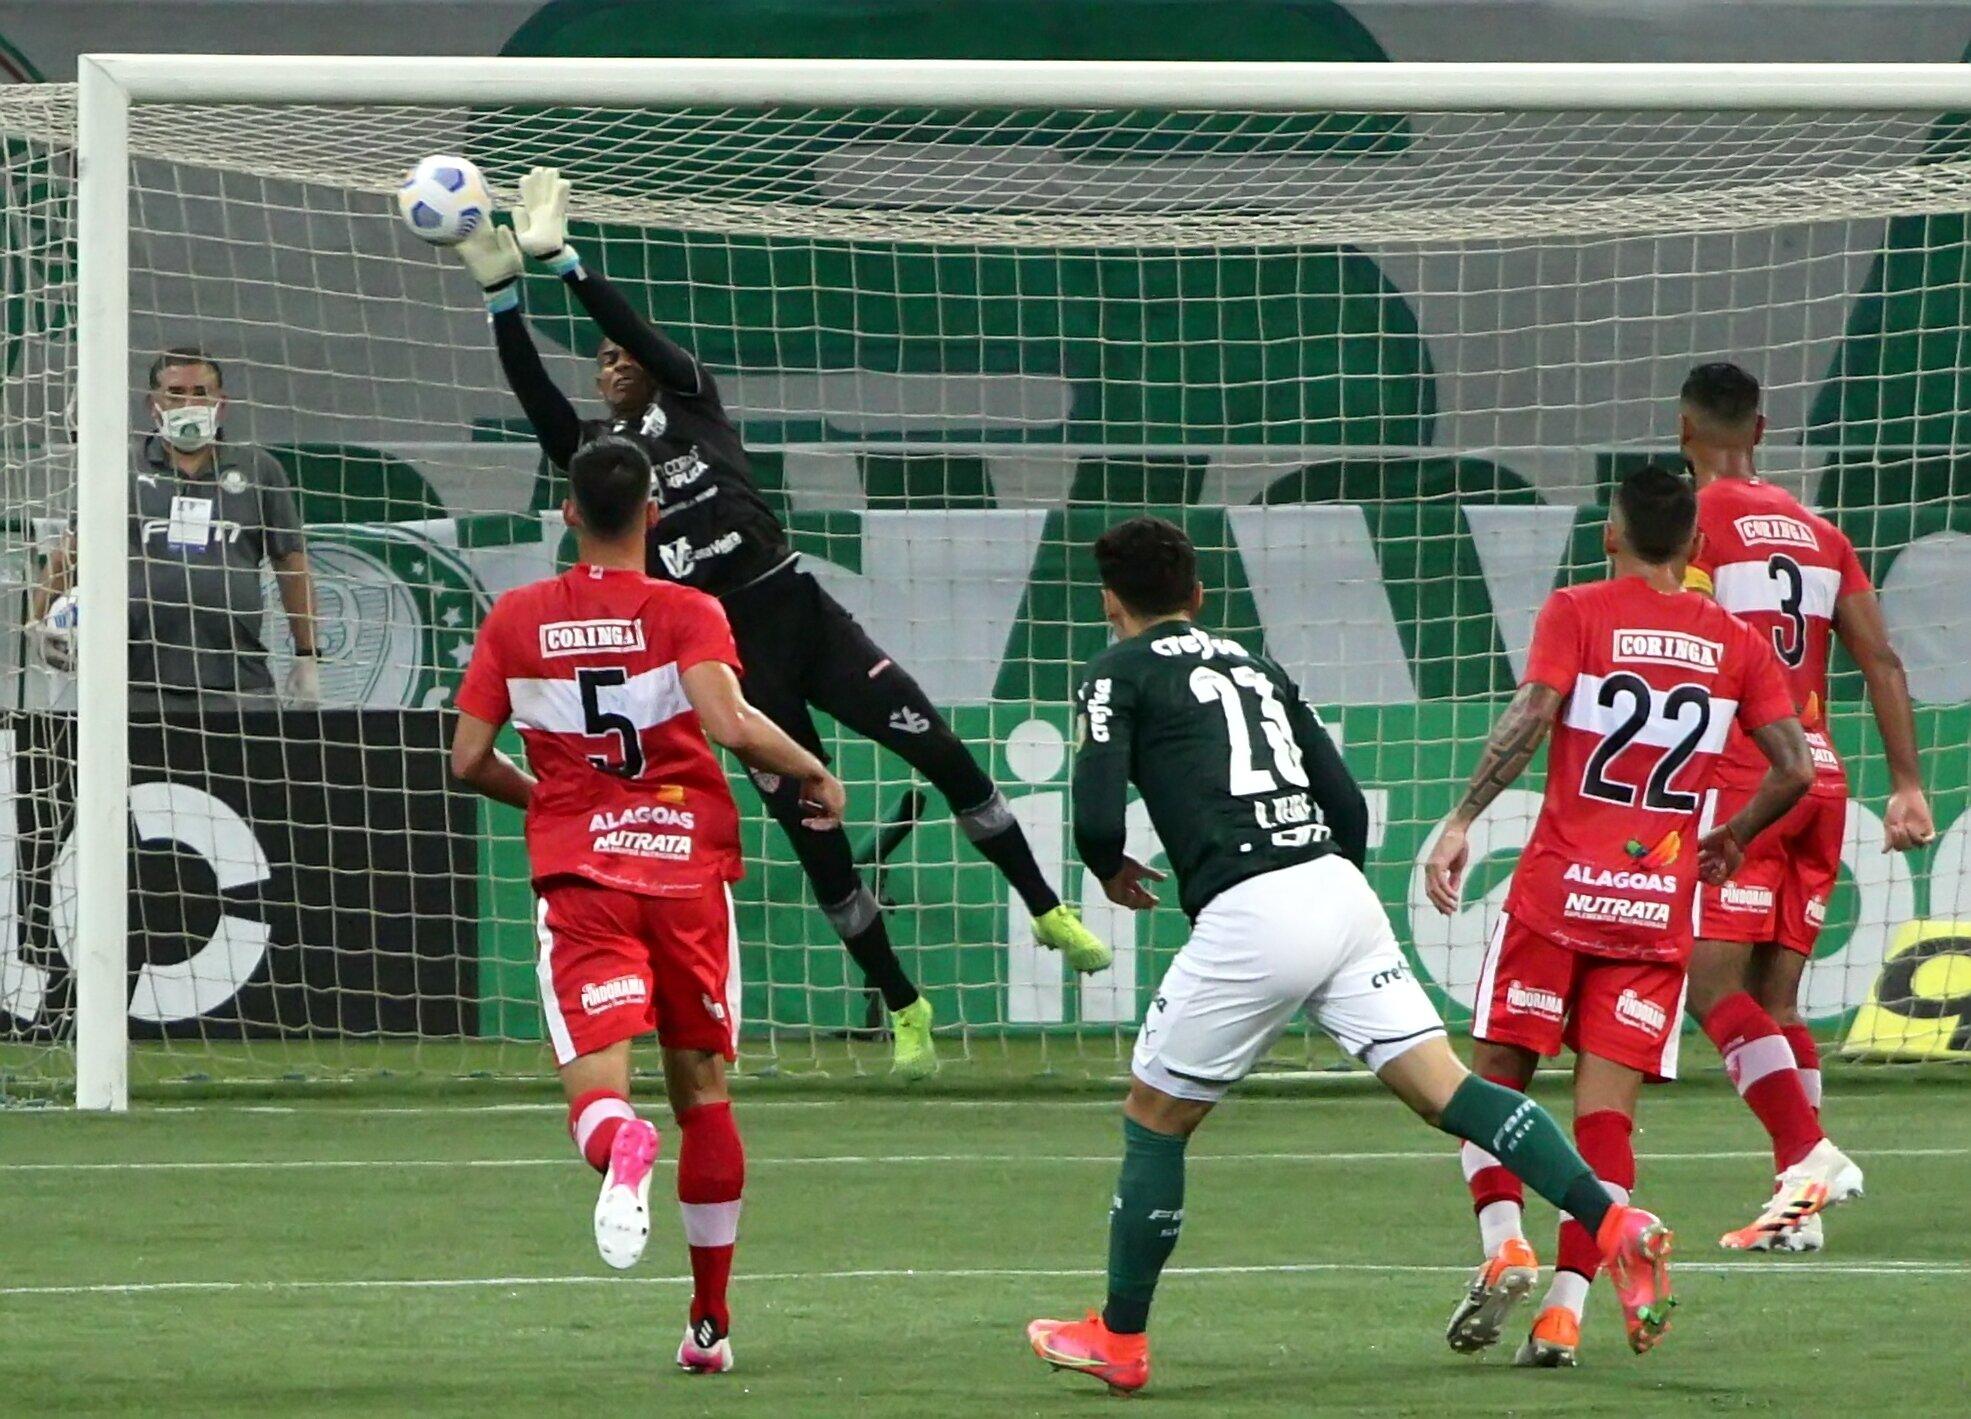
6 60 1971 1102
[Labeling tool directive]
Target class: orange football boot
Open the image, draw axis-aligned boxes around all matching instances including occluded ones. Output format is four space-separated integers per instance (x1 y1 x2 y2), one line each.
1597 1204 1675 1354
1513 1306 1581 1368
1027 1312 1150 1395
1446 1236 1539 1354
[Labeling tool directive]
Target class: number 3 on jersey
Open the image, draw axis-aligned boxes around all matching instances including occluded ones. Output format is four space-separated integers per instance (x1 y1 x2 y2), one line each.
576 666 646 778
1579 673 1712 813
1189 664 1308 795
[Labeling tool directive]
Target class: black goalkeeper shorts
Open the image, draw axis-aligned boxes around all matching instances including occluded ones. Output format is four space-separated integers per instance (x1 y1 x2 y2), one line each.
720 563 992 809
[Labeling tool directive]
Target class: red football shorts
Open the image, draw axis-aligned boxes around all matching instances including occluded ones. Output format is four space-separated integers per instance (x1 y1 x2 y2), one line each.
1696 786 1847 957
1473 913 1689 1080
533 874 739 1067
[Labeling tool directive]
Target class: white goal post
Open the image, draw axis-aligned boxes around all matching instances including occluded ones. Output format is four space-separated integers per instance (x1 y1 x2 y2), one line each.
52 57 1971 1110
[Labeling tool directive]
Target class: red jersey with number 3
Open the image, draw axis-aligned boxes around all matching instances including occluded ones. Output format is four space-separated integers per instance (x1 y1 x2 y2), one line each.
1689 476 1869 799
454 564 744 896
1506 575 1796 961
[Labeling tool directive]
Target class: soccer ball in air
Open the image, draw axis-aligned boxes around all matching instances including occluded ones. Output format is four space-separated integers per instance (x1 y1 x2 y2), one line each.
396 155 492 246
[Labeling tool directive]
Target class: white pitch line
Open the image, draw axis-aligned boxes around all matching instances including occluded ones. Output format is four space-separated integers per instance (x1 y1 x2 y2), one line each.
3 1258 1965 1300
3 1145 1963 1173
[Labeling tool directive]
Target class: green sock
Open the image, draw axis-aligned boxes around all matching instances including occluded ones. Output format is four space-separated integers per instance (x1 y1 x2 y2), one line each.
1439 1075 1613 1236
1103 1117 1188 1334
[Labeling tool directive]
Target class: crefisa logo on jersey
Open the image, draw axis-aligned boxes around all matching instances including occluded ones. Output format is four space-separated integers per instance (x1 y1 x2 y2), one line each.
1612 629 1723 672
1150 627 1249 661
1084 677 1115 744
1735 514 1819 550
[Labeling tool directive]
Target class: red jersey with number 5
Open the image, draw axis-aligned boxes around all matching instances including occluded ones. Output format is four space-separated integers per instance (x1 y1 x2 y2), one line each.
1688 476 1869 799
1506 575 1796 961
454 564 744 896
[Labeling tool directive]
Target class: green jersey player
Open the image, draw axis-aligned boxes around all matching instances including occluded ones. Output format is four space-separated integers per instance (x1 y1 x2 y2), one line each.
1026 517 1677 1395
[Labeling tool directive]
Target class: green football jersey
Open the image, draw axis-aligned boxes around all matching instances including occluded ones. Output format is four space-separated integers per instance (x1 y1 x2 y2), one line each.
1073 618 1368 920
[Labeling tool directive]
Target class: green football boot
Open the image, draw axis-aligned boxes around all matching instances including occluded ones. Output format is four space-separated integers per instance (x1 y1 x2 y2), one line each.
890 997 939 1079
1032 904 1113 974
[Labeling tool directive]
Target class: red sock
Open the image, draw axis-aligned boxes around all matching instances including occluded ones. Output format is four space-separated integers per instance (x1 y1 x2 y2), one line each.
677 1100 746 1333
1782 1023 1822 1116
568 1088 637 1174
1554 1110 1636 1281
1703 993 1824 1170
1460 1073 1526 1220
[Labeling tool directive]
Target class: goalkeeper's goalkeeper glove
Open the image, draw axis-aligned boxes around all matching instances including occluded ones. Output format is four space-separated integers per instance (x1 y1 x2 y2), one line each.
514 166 582 277
454 222 525 312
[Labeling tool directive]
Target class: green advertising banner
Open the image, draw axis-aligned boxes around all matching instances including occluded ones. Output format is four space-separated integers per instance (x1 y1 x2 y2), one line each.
457 501 1971 1040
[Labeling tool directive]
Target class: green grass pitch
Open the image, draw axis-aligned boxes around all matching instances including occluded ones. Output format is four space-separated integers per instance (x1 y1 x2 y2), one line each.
2 1063 1963 1417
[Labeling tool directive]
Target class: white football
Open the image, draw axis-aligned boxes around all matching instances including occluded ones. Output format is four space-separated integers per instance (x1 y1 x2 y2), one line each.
396 155 492 246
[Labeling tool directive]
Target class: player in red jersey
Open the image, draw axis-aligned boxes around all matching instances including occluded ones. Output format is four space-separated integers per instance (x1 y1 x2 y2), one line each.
451 434 846 1375
1425 465 1814 1366
1678 363 1934 1251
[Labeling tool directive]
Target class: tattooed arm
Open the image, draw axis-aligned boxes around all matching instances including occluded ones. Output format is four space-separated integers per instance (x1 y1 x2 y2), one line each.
1423 682 1563 915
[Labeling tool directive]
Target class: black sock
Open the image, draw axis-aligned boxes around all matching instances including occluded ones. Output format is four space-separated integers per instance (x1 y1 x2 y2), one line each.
823 886 919 1013
956 791 1060 918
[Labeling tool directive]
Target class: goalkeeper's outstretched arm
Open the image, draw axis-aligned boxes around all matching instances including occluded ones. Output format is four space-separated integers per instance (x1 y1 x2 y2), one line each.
451 216 583 468
490 307 583 468
510 166 703 396
557 261 703 397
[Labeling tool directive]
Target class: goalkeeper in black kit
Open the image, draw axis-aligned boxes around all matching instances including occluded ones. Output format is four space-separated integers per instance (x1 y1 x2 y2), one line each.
451 167 1109 1076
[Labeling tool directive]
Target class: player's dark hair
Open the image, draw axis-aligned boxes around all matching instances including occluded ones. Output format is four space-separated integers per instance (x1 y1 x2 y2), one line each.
1614 463 1698 565
568 435 653 538
1092 515 1198 617
1680 361 1761 428
147 346 223 390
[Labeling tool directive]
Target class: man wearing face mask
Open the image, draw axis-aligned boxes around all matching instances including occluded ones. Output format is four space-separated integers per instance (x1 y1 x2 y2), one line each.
30 347 320 710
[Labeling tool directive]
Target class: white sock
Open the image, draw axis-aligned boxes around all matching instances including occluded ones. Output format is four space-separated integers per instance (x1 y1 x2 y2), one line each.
1799 1068 1823 1110
1543 1269 1591 1321
1477 1200 1525 1257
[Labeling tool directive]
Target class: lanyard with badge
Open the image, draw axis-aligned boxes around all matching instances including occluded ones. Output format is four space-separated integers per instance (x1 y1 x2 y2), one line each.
166 491 217 553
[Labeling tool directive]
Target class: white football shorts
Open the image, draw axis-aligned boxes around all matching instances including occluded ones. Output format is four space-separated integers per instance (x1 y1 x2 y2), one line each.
1131 854 1445 1103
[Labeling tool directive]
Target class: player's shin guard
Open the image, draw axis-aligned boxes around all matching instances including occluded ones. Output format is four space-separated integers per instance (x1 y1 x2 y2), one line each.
677 1100 745 1335
1103 1118 1188 1336
1459 1074 1530 1256
1438 1076 1617 1237
1703 993 1824 1170
1783 1023 1822 1115
569 1088 638 1174
821 885 919 1013
1547 1110 1635 1320
955 789 1061 918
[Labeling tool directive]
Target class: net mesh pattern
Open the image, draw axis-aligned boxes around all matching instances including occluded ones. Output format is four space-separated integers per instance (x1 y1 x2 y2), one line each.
2 82 1968 1094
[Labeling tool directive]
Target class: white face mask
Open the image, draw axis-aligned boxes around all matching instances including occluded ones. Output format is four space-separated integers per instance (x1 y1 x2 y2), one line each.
157 403 219 453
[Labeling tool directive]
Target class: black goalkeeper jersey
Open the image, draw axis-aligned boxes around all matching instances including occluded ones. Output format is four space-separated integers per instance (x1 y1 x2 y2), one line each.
491 259 792 599
579 372 792 597
1072 619 1369 919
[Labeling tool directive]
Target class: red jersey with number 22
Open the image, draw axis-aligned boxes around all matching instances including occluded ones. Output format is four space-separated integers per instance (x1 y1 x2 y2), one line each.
1689 476 1870 798
454 564 744 897
1506 576 1795 962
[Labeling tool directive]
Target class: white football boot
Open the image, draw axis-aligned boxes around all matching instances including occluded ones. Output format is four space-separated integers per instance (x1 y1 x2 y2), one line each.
593 1118 661 1270
678 1317 736 1374
1720 1139 1861 1250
